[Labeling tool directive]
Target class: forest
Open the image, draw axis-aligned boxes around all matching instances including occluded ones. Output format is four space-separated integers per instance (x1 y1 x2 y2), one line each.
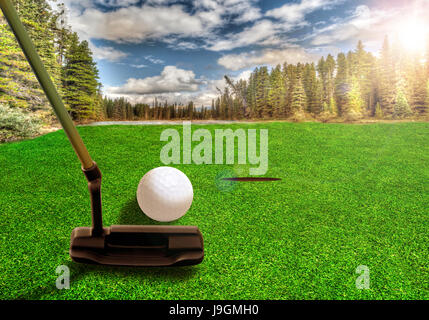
102 37 429 122
1 0 429 131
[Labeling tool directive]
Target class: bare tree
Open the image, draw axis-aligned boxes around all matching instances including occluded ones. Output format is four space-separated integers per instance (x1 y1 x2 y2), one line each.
224 75 250 118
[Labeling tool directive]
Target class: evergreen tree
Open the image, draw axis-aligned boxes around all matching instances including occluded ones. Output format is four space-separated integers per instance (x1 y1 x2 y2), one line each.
325 54 336 104
409 59 428 115
246 69 257 118
394 87 412 118
317 56 327 103
255 67 270 118
335 53 349 116
355 41 374 113
188 101 194 120
20 0 60 86
329 97 338 116
62 33 101 120
0 0 60 110
210 99 215 119
378 36 397 117
303 63 322 114
347 76 364 118
285 64 298 116
375 102 383 119
268 65 286 118
290 72 306 116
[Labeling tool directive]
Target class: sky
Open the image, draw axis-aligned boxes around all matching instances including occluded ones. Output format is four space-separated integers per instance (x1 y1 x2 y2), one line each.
51 0 429 106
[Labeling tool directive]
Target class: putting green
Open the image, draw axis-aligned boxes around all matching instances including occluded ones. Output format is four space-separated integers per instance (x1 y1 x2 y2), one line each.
0 122 428 299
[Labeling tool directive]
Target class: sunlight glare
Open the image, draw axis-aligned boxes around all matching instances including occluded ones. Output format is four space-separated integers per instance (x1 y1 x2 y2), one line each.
396 19 428 53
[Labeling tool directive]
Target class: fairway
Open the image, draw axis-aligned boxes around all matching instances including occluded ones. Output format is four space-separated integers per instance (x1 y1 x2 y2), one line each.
0 122 428 299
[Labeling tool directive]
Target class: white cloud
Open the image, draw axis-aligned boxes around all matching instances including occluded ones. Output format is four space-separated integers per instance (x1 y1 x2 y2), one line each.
107 66 204 95
204 0 340 51
94 0 140 7
206 20 282 51
309 5 399 46
90 44 128 61
57 0 265 51
218 47 318 71
266 0 343 23
234 69 253 81
173 41 200 50
235 7 261 23
72 5 205 43
144 56 165 65
130 64 147 69
195 0 262 23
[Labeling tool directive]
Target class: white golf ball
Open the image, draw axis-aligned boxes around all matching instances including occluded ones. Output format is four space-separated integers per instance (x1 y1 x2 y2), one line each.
136 167 193 222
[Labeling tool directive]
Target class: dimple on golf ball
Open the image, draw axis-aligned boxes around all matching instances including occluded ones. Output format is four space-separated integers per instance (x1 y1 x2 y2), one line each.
137 167 193 222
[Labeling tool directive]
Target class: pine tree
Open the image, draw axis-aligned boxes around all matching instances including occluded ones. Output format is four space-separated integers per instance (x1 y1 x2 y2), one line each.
20 0 60 86
303 63 322 114
347 51 357 79
188 101 194 120
290 72 306 117
409 59 428 115
255 67 270 118
329 97 338 116
0 0 60 110
378 36 397 117
317 57 327 103
285 64 298 116
62 33 101 120
355 41 374 113
375 102 383 119
268 65 286 118
246 69 257 118
335 53 349 116
347 76 364 118
325 54 336 104
394 87 412 118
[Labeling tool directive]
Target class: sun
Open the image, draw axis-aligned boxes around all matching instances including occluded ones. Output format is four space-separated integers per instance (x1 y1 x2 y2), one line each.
396 19 428 53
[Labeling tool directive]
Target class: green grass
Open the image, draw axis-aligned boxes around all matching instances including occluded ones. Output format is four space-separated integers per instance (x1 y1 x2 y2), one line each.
0 122 428 300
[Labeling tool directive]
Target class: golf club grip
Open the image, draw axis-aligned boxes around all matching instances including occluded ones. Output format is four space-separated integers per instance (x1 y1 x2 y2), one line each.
0 0 94 169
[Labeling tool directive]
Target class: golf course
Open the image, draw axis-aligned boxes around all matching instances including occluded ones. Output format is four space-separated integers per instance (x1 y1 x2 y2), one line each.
0 122 428 300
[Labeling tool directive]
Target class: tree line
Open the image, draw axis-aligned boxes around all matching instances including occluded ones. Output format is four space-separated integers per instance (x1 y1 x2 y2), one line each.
216 39 429 121
101 97 211 121
102 39 429 122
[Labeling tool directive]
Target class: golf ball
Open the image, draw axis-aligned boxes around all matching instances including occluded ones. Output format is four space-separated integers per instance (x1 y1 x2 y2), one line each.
137 167 193 222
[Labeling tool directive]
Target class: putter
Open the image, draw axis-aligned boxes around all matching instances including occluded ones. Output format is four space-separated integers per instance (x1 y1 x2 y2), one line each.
0 0 204 266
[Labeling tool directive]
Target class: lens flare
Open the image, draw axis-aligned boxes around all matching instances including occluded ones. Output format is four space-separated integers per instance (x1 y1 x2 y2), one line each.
396 19 428 53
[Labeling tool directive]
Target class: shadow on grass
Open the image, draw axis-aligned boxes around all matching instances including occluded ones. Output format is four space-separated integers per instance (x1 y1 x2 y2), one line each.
118 197 177 226
16 198 197 300
118 197 158 225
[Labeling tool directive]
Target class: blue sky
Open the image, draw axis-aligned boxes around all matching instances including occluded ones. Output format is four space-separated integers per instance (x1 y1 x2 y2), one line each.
54 0 429 106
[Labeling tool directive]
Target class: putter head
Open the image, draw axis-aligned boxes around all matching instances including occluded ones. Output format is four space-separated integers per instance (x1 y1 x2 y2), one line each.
70 225 204 267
